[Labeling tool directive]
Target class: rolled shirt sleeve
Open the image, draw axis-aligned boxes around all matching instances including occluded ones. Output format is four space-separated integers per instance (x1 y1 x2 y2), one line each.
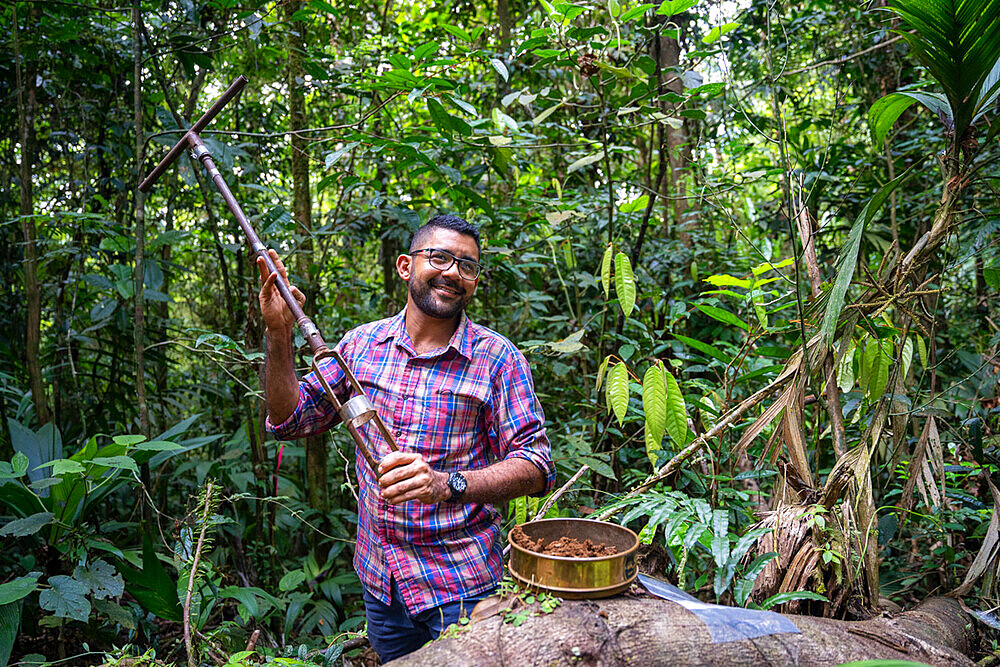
490 346 556 495
265 336 352 439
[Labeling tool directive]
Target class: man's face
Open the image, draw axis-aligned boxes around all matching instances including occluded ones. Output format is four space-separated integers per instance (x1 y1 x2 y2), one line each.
398 228 480 320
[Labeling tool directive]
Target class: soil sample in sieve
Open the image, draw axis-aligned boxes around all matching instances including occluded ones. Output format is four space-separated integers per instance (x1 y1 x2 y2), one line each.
510 525 619 558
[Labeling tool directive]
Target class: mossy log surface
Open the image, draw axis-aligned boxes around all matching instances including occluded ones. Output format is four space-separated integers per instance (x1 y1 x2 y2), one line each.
388 595 975 666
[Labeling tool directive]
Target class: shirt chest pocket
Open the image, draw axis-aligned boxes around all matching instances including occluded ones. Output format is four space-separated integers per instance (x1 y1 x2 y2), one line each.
419 386 487 467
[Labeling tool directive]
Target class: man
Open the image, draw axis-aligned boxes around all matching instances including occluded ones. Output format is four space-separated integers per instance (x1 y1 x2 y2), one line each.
259 214 554 662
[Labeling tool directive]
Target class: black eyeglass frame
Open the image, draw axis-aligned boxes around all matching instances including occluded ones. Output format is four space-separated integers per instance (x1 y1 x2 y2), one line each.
410 247 484 280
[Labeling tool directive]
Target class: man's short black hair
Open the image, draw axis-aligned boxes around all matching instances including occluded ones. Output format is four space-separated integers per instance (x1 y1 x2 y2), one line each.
410 214 481 256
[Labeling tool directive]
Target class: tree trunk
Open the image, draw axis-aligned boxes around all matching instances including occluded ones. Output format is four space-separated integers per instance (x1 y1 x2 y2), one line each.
652 16 692 249
390 595 975 666
285 0 328 516
14 5 50 426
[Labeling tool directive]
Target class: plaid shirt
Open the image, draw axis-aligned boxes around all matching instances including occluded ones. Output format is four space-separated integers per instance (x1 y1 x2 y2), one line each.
267 309 554 613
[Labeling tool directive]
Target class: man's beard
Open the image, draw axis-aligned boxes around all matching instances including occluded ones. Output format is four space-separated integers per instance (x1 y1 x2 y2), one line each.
409 275 470 319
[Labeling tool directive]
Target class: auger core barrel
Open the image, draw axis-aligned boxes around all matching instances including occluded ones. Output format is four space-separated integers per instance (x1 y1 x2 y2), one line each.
138 75 398 473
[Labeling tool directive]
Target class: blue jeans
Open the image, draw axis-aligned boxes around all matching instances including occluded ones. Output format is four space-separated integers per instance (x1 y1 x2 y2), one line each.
363 579 492 663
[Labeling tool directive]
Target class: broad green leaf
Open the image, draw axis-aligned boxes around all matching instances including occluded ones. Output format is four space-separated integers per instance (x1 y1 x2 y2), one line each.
696 304 748 331
704 274 751 288
600 244 613 299
819 169 912 346
674 334 732 364
710 509 729 569
47 459 85 476
532 100 565 126
656 0 697 15
901 337 914 379
619 195 649 213
702 22 739 43
413 41 440 61
73 560 124 600
12 452 28 477
279 570 307 592
490 58 509 81
984 267 1000 289
488 135 512 146
90 456 139 475
549 329 586 354
868 91 952 145
607 363 630 425
621 3 656 21
859 337 874 393
837 341 856 392
112 435 146 446
916 334 927 368
40 575 90 622
664 368 688 448
596 354 611 392
567 151 604 174
643 362 667 468
324 142 359 168
870 338 893 401
118 534 182 622
427 98 454 136
133 440 183 452
614 253 636 318
760 590 828 609
751 258 794 275
0 601 18 666
0 512 54 537
0 573 40 605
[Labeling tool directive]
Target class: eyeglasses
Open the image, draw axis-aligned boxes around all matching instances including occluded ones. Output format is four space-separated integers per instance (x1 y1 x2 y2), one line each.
411 248 483 281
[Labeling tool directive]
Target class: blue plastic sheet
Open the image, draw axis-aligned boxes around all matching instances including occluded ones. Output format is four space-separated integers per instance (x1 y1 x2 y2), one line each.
637 574 801 644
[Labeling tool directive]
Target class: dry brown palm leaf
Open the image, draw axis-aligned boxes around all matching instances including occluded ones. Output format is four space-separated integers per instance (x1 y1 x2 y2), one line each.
748 502 812 599
778 540 822 614
780 380 815 489
900 417 939 514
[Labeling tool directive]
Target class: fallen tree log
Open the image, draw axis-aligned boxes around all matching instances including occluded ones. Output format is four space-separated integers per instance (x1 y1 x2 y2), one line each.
389 595 976 666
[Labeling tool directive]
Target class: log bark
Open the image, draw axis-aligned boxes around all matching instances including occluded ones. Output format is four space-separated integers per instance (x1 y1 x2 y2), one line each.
389 595 975 666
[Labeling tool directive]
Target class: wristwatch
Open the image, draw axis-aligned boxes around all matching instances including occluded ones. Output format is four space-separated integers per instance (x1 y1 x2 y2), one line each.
445 472 467 503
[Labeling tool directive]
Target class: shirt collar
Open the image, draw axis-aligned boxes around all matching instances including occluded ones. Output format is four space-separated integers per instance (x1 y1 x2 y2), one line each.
377 308 474 360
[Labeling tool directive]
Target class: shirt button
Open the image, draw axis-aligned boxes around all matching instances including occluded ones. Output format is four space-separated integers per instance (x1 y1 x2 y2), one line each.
394 429 402 436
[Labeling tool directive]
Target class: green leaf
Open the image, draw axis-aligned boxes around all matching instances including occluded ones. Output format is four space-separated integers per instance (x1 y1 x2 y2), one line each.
73 560 124 600
0 601 19 667
664 368 688 448
673 334 732 364
868 91 952 145
567 151 604 174
413 41 440 61
112 435 146 446
596 354 611 392
118 534 182 622
614 253 636 318
0 512 54 538
703 274 751 289
607 363 630 425
12 452 28 477
837 341 856 392
619 195 649 214
916 334 928 368
90 456 139 475
620 3 656 21
0 573 40 605
578 454 616 479
600 244 613 299
984 267 1000 289
40 575 91 622
324 142 359 168
133 440 183 452
901 336 914 379
696 304 748 331
656 0 697 15
886 0 1000 139
760 590 828 609
279 570 307 592
643 362 667 468
441 23 471 42
869 338 893 402
47 459 86 475
819 169 912 346
702 22 739 43
490 58 509 81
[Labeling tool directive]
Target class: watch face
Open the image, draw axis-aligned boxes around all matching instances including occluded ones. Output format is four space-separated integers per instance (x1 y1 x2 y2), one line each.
449 472 467 496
